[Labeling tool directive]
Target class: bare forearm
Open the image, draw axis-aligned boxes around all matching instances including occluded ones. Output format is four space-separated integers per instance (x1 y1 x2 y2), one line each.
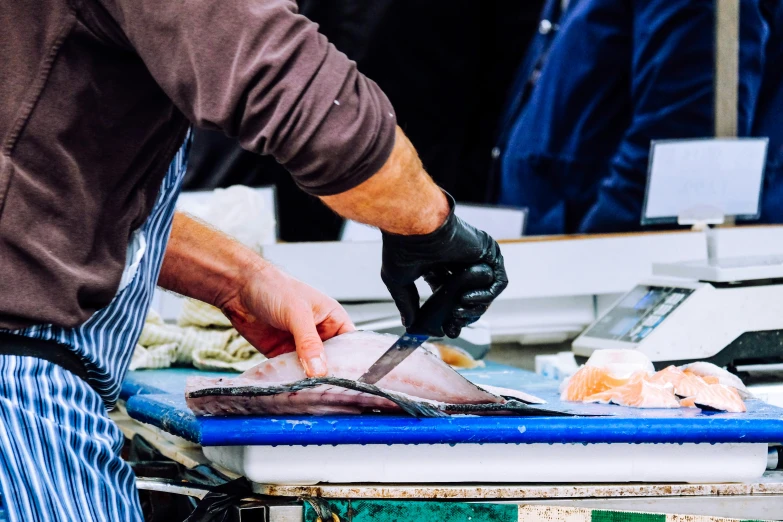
158 212 266 308
320 126 450 235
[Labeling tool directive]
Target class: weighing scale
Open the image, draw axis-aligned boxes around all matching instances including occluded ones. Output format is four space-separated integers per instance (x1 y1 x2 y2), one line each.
571 259 783 368
573 139 782 369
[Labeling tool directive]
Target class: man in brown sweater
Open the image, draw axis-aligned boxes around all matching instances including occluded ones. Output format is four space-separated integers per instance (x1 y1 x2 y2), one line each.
0 0 507 518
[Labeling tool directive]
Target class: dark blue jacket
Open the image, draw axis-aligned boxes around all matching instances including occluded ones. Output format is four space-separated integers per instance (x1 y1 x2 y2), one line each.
493 0 783 235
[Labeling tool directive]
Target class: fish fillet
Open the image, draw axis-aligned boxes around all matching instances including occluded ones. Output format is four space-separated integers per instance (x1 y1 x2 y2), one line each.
431 342 485 369
680 383 747 413
560 366 631 402
584 374 680 409
560 349 655 401
648 366 711 398
561 351 748 412
185 331 552 417
680 362 752 399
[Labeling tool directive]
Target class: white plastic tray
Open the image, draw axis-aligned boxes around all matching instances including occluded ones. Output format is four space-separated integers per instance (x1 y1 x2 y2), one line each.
203 442 768 485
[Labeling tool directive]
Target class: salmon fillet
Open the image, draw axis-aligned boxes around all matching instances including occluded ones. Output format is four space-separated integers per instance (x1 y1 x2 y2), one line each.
681 362 752 399
559 366 631 402
648 366 711 398
561 351 748 413
583 373 680 409
680 383 747 413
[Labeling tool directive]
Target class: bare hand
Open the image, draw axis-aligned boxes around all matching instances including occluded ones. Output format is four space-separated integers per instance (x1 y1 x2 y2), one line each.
219 264 354 377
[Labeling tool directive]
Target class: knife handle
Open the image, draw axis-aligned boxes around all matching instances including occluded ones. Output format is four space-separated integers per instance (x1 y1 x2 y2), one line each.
407 264 492 338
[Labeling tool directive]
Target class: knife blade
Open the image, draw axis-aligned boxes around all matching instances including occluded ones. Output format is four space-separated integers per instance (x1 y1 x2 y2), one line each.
356 333 429 385
358 265 489 385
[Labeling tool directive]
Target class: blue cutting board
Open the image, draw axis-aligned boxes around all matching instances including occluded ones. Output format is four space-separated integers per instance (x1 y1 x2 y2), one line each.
122 364 783 447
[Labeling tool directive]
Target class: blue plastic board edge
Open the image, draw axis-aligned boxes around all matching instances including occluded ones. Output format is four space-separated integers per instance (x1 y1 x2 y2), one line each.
125 395 202 444
194 414 783 447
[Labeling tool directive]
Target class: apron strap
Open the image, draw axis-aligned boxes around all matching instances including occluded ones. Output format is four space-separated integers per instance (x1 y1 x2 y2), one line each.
0 333 89 382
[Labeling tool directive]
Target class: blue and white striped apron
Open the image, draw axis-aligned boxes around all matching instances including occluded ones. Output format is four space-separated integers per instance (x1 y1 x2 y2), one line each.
0 136 190 522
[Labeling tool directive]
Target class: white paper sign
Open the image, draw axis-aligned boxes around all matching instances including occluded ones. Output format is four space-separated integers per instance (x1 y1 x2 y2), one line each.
340 204 527 242
642 138 768 224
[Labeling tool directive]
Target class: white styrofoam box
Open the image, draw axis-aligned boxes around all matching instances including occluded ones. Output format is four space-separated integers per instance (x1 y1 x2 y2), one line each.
259 227 783 303
177 186 278 247
483 296 595 344
177 186 277 226
341 204 527 242
203 442 767 485
748 384 783 408
535 352 579 381
152 289 186 323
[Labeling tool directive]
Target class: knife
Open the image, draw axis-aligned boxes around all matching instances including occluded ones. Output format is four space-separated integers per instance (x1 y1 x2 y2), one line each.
358 266 486 385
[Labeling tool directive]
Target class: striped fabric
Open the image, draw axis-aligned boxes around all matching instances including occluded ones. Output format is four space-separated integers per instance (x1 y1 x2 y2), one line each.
0 136 190 521
0 357 138 521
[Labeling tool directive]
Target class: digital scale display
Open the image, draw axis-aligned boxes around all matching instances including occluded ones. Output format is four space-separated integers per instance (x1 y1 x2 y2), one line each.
583 285 694 343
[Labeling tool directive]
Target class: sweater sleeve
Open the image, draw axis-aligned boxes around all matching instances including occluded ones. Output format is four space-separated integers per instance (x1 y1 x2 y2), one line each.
92 0 397 195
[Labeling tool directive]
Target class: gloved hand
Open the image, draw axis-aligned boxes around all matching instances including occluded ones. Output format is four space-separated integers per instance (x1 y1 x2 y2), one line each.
381 193 508 338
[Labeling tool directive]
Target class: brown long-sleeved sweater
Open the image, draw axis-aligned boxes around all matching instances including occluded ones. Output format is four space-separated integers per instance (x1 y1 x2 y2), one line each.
0 0 396 329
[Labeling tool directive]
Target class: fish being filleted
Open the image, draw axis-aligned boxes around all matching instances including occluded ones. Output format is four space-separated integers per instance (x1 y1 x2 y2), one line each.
185 331 561 418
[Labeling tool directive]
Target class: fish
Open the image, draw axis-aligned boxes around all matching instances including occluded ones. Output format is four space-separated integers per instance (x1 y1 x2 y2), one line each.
430 342 485 369
185 331 557 418
648 365 711 398
680 383 747 413
583 372 680 409
559 366 632 402
680 362 753 399
561 351 749 413
560 349 654 401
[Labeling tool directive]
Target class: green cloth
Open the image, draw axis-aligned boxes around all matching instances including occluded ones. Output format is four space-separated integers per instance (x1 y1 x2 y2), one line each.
304 500 516 522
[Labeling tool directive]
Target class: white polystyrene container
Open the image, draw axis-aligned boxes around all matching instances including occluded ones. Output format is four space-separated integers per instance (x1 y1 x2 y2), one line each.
203 442 768 486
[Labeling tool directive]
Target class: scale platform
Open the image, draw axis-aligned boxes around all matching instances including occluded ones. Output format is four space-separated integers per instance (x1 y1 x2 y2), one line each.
121 365 783 485
653 254 783 283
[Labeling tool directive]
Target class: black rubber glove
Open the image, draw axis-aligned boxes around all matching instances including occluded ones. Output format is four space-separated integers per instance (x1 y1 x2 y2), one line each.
381 192 508 338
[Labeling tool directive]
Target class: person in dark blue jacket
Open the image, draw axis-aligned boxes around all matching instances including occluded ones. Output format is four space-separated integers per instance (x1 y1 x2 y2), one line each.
491 0 783 235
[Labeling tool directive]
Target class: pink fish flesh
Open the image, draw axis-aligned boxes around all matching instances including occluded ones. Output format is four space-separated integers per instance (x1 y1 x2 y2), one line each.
185 331 554 417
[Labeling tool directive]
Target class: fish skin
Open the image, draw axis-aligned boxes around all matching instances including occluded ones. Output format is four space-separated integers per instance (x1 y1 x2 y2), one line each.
187 378 445 417
185 331 551 417
186 378 563 417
